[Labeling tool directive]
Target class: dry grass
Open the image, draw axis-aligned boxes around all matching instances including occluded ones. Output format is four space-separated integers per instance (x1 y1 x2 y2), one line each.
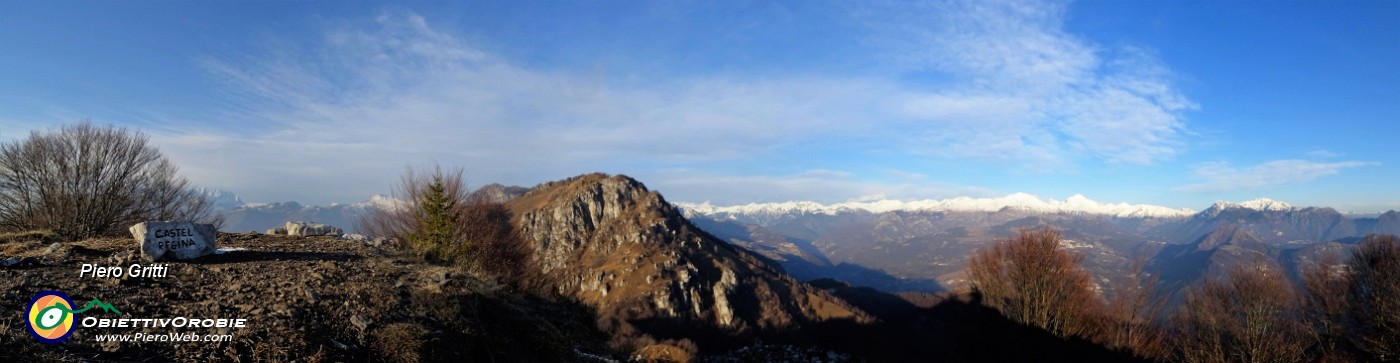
0 230 55 257
0 229 51 243
633 341 696 363
373 323 428 363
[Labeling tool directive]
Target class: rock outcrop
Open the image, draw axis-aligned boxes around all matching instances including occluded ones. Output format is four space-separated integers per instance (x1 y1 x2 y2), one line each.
507 173 869 341
468 183 528 204
283 221 343 237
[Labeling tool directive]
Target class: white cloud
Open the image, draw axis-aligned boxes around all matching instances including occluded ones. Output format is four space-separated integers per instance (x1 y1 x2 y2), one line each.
162 2 1194 204
864 0 1193 166
180 11 896 204
1177 159 1376 193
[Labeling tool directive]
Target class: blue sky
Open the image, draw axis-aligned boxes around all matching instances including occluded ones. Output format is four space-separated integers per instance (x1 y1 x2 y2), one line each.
2 0 1397 212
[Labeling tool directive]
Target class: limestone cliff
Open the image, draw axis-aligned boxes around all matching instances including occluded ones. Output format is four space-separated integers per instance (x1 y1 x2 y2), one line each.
507 173 869 338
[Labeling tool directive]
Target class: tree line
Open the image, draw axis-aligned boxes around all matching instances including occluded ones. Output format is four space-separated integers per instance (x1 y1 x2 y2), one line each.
968 226 1399 362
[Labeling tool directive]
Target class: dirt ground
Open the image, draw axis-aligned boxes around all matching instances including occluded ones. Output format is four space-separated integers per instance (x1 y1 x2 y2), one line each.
0 232 610 362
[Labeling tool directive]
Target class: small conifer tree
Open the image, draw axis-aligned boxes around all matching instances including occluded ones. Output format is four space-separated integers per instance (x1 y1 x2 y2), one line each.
410 175 459 261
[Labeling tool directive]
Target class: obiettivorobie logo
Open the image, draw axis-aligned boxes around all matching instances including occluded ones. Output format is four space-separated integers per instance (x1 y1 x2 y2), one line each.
25 290 122 344
24 290 247 344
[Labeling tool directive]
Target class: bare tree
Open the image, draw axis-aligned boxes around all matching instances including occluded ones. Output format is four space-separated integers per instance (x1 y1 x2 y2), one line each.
458 202 536 287
1300 249 1352 361
1102 257 1169 360
1345 234 1400 361
1174 262 1309 363
0 122 220 241
967 226 1100 338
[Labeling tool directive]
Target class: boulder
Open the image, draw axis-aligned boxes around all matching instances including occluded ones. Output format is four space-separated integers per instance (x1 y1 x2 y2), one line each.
285 221 343 237
266 227 286 235
130 221 218 261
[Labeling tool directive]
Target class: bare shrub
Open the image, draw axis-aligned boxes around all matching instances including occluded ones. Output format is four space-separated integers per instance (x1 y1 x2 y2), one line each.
0 122 220 241
1345 234 1400 361
356 164 536 286
1101 257 1169 360
458 202 536 286
632 340 697 363
1300 250 1352 361
967 226 1099 338
1173 263 1309 363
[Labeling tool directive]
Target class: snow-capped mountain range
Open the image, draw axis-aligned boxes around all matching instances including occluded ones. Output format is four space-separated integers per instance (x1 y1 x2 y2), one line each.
1207 198 1297 213
201 186 1318 233
679 192 1397 295
674 193 1289 219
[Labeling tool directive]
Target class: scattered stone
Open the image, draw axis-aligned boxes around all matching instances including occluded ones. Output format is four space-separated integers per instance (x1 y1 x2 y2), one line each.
108 250 137 266
284 222 343 237
351 314 373 332
434 271 452 287
130 221 218 261
340 233 368 242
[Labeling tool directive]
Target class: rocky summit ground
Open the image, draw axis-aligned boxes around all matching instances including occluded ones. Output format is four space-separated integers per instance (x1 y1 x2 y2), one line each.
0 232 609 362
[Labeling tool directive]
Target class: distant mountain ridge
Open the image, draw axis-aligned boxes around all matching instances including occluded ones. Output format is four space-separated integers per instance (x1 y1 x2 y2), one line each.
679 195 1386 221
680 194 1400 298
679 193 1197 220
201 189 399 233
205 185 528 233
204 186 1399 305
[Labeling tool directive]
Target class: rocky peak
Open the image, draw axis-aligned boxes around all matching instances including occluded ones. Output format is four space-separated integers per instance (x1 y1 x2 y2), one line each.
1195 224 1263 251
507 173 869 346
467 183 528 205
510 173 675 274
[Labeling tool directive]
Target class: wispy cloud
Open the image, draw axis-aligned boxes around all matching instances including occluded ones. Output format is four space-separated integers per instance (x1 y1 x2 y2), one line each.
1177 159 1376 193
863 0 1193 167
167 1 1193 204
1305 149 1341 159
183 11 893 203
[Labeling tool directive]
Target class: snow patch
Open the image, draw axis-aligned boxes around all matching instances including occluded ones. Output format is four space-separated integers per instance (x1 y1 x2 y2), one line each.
214 247 248 254
1206 198 1299 213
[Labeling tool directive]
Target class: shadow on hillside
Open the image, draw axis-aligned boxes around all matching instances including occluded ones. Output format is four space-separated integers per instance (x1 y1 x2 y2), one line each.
624 284 1138 362
688 216 947 293
798 261 946 293
802 289 1144 362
